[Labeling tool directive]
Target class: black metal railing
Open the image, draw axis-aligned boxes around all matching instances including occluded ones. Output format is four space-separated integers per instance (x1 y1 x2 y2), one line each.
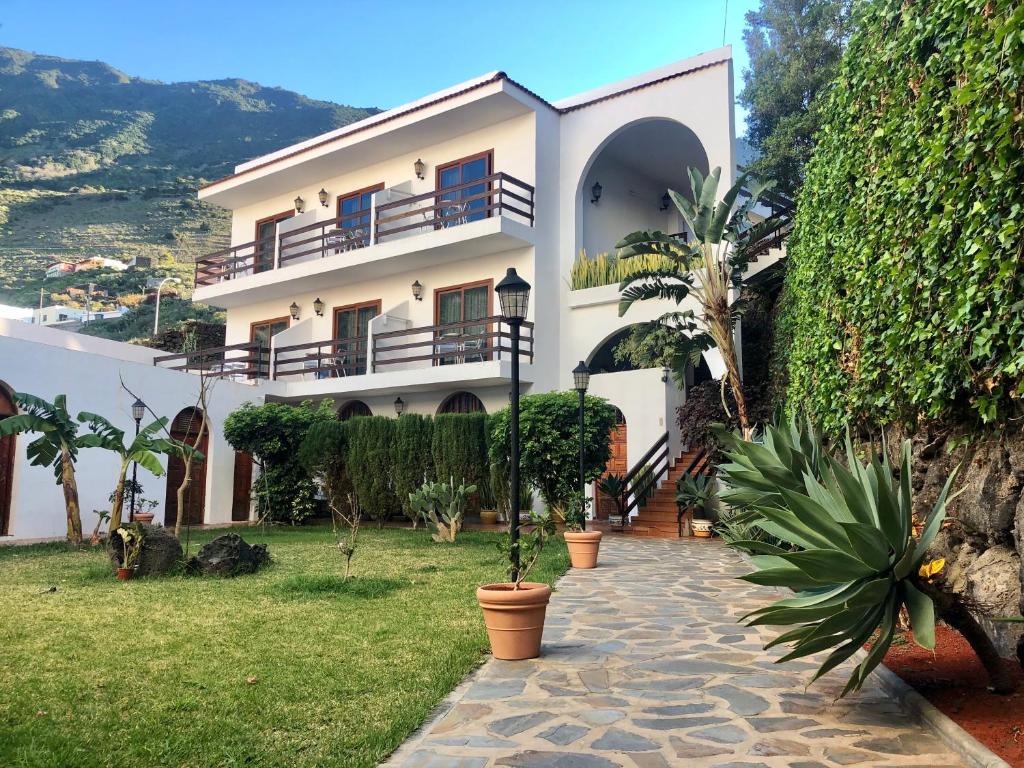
153 342 269 380
273 336 371 379
621 432 671 519
371 315 534 371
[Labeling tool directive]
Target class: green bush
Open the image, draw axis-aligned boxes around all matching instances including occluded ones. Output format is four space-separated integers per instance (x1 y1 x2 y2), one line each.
776 0 1024 429
432 414 488 491
345 416 399 525
392 415 434 526
569 249 676 291
299 421 352 515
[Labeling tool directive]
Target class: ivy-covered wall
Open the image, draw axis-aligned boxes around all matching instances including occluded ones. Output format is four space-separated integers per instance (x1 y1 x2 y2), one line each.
776 0 1024 431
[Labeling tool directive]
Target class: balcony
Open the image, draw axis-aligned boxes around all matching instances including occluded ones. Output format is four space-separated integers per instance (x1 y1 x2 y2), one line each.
152 342 270 381
194 173 535 300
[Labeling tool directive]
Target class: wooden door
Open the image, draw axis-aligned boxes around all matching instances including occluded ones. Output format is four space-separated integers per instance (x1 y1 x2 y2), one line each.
0 387 15 535
164 409 208 527
595 409 627 520
231 451 253 522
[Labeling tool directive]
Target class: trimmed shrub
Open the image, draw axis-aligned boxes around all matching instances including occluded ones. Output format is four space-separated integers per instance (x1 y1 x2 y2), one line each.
392 414 434 526
432 413 488 490
345 416 399 524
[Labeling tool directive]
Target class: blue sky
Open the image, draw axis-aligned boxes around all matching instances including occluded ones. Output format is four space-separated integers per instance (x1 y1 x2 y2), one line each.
0 0 757 125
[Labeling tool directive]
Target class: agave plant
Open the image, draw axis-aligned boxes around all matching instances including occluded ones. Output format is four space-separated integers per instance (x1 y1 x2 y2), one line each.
715 418 1018 696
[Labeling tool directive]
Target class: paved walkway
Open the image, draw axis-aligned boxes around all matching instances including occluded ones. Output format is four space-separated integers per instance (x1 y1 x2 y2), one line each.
385 537 961 767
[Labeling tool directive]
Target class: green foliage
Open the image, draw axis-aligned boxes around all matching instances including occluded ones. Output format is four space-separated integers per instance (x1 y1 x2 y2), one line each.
498 510 557 587
431 413 488 492
569 250 675 291
345 416 400 525
488 392 617 515
776 0 1024 429
223 400 333 524
675 473 714 516
562 492 591 532
739 0 851 195
299 420 352 518
596 473 627 519
114 524 145 570
392 414 434 526
715 417 956 697
408 480 477 543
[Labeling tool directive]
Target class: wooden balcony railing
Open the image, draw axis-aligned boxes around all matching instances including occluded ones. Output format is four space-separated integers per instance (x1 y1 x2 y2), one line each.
194 172 535 287
273 336 370 379
153 342 270 380
371 315 534 372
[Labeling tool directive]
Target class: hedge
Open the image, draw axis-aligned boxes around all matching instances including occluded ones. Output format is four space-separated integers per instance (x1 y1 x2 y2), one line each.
432 413 489 491
345 416 399 523
392 414 434 519
776 0 1024 430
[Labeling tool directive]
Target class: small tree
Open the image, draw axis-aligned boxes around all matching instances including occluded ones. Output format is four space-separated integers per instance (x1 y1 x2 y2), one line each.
392 414 434 528
488 392 617 519
0 394 85 546
300 421 360 578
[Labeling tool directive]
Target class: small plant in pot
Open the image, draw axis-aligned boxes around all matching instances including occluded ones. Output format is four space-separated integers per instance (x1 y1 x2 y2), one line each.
477 510 557 660
562 491 603 569
597 473 628 528
114 524 144 581
478 470 499 526
676 473 714 537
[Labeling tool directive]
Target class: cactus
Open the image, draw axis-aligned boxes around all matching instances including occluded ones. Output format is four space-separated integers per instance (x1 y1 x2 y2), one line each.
409 479 477 543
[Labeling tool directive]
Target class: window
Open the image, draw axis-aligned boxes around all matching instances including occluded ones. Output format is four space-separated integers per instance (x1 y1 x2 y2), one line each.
437 391 486 415
436 151 492 227
336 183 383 250
333 300 381 376
434 280 493 365
254 210 294 273
250 316 289 378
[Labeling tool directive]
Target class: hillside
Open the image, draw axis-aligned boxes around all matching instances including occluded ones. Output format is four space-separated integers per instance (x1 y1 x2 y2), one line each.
0 46 378 339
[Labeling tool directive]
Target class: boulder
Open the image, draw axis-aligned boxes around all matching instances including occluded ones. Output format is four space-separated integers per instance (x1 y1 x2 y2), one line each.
186 533 270 577
107 524 183 578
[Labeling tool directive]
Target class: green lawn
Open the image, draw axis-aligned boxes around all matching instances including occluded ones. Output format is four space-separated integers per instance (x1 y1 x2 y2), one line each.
0 526 569 768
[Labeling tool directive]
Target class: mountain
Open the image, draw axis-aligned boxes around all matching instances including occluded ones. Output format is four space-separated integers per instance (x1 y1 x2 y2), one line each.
0 46 378 340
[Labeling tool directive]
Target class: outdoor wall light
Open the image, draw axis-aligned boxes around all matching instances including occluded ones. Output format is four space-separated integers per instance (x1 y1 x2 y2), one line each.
660 192 671 211
411 280 423 301
394 396 405 416
313 297 325 317
590 182 602 205
289 302 300 321
414 158 425 180
318 188 329 207
661 366 670 382
294 195 305 213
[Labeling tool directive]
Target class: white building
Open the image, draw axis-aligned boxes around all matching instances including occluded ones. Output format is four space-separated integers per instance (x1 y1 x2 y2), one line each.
0 304 32 323
32 304 87 326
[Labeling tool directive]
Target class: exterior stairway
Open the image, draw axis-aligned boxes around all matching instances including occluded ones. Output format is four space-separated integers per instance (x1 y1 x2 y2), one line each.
623 448 712 539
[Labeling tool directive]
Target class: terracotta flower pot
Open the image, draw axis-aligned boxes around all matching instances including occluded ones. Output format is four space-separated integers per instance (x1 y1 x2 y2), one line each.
134 512 155 525
564 530 603 569
479 509 499 526
692 519 713 538
116 567 134 581
476 582 551 660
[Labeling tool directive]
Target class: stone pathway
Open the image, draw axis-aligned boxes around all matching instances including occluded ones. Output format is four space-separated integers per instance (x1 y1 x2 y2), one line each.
385 537 961 767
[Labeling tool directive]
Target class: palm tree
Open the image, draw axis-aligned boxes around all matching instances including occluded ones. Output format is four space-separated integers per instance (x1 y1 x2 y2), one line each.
0 394 85 546
617 167 788 435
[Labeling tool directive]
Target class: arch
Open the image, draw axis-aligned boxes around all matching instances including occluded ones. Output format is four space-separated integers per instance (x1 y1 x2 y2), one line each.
584 324 720 380
575 117 711 259
338 400 373 421
164 408 208 528
437 391 486 415
0 380 16 535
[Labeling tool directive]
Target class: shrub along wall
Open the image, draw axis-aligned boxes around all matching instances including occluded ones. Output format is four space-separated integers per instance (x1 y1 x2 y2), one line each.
776 0 1024 431
432 413 488 489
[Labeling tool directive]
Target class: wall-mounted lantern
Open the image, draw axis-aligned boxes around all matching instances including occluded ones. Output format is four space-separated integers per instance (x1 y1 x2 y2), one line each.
289 302 300 321
294 195 305 213
411 280 423 301
414 158 425 180
313 297 325 317
590 182 602 205
394 396 406 416
661 366 670 383
318 188 329 207
660 192 671 211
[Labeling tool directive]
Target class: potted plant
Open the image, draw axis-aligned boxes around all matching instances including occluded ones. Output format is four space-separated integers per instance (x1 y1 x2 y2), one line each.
477 510 556 660
676 473 714 537
114 524 143 580
562 491 603 568
479 470 499 526
134 498 158 526
597 473 628 528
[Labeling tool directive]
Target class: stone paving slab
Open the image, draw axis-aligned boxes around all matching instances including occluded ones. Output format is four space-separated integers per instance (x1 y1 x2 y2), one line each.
384 538 962 767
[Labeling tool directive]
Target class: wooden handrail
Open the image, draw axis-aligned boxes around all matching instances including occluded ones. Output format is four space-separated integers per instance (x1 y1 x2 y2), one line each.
153 341 269 380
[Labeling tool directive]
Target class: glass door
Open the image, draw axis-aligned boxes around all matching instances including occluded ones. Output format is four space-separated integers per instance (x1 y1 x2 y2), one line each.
435 281 491 365
336 183 382 249
249 317 288 378
254 211 293 274
436 151 492 228
333 300 380 376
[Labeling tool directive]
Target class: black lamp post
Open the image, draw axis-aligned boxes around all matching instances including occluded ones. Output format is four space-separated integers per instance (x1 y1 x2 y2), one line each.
495 267 531 581
130 398 146 522
572 360 590 530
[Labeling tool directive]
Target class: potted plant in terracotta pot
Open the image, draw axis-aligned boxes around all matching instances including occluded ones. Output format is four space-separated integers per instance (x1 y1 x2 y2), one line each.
479 470 499 526
114 524 143 581
676 473 715 538
563 492 602 568
476 510 556 660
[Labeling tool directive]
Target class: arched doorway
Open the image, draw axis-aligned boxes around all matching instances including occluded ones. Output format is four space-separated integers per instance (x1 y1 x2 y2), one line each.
437 391 486 415
0 383 16 535
595 408 627 520
338 400 372 421
164 408 208 527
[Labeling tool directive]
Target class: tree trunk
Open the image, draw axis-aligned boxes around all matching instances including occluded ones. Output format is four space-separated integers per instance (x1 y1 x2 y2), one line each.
108 462 129 533
929 587 1018 694
713 316 751 436
61 446 83 547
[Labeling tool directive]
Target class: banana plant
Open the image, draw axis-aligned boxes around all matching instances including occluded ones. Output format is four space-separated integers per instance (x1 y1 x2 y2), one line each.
716 418 1018 696
616 167 787 434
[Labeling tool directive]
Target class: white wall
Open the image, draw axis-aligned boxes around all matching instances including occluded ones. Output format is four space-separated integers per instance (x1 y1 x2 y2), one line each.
0 321 266 543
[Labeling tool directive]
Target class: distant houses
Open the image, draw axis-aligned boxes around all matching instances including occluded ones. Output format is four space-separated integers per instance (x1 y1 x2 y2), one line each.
43 256 129 279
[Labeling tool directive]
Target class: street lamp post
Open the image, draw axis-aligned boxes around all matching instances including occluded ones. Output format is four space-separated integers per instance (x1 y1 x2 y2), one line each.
153 277 182 336
129 398 146 522
495 267 531 582
572 360 590 531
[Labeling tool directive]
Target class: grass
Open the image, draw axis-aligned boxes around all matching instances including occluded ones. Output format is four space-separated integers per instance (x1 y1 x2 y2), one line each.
0 526 569 768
